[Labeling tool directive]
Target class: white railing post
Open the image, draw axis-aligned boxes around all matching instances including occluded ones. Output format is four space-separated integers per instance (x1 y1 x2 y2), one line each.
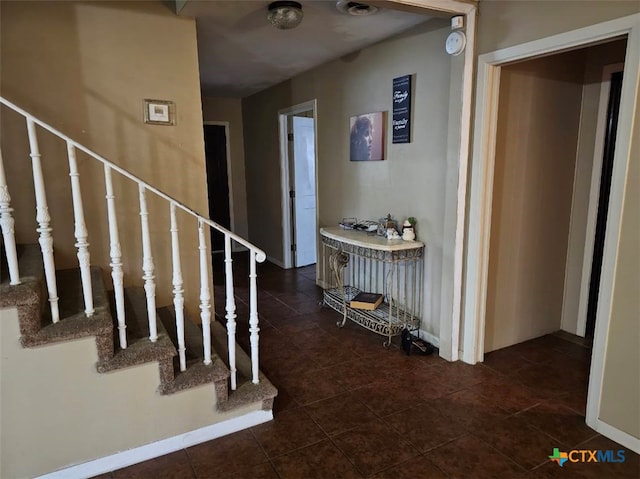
139 185 157 342
66 142 94 316
249 249 260 384
224 235 237 390
0 149 20 285
26 118 59 322
104 165 126 348
198 220 212 366
170 203 186 372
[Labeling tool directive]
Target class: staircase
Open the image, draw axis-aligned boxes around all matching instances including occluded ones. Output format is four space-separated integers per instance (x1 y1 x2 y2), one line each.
0 97 277 478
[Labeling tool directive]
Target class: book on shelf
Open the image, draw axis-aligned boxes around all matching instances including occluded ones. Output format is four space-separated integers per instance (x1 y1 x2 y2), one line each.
350 292 383 311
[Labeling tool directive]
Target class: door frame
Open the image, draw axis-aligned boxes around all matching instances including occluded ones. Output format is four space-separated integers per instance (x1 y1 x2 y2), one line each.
203 121 235 241
277 100 318 269
571 62 625 337
462 14 640 451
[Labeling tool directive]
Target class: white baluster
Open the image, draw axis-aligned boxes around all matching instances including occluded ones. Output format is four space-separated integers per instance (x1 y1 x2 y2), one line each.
104 165 126 348
170 203 186 372
224 234 237 390
249 249 260 384
198 221 212 365
67 142 94 316
0 149 20 285
139 185 157 342
26 119 59 322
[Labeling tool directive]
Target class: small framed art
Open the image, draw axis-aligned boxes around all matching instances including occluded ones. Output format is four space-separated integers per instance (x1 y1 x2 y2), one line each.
143 99 175 126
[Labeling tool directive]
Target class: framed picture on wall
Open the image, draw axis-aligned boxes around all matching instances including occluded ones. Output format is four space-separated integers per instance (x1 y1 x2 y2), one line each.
349 111 385 161
143 99 175 126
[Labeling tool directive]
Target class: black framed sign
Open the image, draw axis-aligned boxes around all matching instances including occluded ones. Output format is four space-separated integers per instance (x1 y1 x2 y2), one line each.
392 75 412 144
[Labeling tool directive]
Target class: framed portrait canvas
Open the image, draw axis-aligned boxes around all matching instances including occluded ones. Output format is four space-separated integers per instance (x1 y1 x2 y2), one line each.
349 111 385 161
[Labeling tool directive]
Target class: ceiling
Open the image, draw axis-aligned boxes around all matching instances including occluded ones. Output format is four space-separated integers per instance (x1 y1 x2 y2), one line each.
176 0 434 98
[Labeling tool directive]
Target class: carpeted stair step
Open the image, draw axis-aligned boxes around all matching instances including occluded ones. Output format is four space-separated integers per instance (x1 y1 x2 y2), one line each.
97 287 176 378
156 306 277 409
209 320 278 412
0 244 47 336
1 247 114 362
156 305 229 395
21 266 113 361
158 305 208 364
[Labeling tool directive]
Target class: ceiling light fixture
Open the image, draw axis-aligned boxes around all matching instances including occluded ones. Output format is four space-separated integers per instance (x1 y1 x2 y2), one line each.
336 1 378 16
267 1 304 30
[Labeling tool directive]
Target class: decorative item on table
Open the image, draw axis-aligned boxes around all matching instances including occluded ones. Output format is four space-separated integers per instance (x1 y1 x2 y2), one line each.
350 291 383 311
377 213 398 237
340 217 357 229
387 228 401 240
402 225 415 241
340 218 378 232
353 220 378 232
402 218 416 241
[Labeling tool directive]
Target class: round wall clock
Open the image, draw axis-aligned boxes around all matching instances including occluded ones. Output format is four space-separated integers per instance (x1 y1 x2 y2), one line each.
445 30 466 56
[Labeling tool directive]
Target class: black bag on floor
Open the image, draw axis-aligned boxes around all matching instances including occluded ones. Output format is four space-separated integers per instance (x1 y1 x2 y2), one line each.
401 328 434 356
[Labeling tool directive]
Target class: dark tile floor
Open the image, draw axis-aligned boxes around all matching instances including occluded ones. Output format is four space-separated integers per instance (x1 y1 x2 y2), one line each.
99 259 639 478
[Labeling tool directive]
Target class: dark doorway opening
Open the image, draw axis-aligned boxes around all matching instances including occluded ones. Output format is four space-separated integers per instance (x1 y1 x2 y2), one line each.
586 70 623 338
203 124 231 253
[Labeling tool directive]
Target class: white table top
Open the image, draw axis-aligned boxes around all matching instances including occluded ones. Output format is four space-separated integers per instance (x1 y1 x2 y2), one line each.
320 226 424 252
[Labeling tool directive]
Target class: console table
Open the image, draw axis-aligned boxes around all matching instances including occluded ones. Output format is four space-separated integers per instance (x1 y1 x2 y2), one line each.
320 227 425 346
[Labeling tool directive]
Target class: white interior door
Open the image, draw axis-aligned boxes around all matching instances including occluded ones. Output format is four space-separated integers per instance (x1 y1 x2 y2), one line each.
292 116 316 266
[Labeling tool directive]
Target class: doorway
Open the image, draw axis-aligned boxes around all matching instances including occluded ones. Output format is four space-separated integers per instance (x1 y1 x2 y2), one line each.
203 122 233 253
278 100 318 269
482 40 627 354
463 14 639 452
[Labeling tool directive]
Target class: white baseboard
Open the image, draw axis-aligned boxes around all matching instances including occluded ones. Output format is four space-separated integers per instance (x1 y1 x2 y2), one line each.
36 410 273 479
418 328 440 349
589 418 640 455
267 255 286 269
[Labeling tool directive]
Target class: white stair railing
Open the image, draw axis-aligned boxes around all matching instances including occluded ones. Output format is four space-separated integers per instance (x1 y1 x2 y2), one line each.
0 149 20 285
139 185 158 343
249 249 260 384
198 221 213 366
170 203 186 372
26 118 60 323
0 96 266 387
224 235 238 390
67 142 94 317
104 165 127 349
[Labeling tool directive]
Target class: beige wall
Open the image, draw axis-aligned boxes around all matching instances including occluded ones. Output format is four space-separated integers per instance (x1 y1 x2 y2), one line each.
477 0 640 54
599 97 640 439
0 1 209 315
0 307 263 478
562 40 627 335
485 52 585 352
202 97 249 239
476 0 639 441
242 19 455 338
